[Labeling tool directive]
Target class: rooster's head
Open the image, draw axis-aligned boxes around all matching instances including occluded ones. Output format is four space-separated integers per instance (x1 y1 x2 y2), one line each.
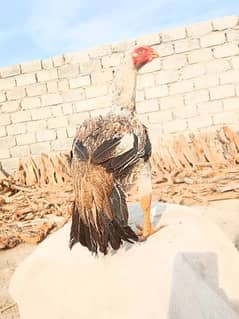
132 46 159 69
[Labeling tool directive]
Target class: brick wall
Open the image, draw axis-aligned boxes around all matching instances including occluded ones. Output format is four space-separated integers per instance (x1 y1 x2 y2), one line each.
1 15 239 172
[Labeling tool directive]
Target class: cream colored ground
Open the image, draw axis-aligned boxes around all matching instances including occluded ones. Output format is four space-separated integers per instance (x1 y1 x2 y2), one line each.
1 200 239 319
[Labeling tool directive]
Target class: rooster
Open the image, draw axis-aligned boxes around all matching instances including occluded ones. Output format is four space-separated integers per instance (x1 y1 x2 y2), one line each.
70 46 159 254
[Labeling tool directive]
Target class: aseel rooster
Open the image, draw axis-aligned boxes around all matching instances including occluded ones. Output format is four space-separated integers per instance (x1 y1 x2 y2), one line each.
70 46 159 254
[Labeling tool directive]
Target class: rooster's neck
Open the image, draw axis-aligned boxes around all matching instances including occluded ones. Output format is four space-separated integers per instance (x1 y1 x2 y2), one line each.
111 54 138 113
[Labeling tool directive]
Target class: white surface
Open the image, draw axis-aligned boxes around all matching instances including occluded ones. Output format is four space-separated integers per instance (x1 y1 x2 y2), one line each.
10 202 239 319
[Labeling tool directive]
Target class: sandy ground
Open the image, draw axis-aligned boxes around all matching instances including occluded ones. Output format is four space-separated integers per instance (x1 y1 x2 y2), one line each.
0 199 239 319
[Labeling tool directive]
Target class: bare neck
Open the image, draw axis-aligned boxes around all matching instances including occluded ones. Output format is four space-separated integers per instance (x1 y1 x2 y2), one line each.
111 54 138 113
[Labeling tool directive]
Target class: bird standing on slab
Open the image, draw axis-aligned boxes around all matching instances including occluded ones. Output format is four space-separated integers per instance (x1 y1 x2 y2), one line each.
70 46 159 254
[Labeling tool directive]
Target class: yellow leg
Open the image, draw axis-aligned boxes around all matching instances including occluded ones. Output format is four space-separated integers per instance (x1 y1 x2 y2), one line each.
137 193 166 241
140 193 153 238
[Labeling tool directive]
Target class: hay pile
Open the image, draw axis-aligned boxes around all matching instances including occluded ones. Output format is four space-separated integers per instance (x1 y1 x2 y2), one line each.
1 126 239 249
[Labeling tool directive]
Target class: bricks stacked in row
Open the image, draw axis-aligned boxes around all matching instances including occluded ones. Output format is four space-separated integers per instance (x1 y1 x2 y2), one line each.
0 45 124 171
1 15 239 172
135 15 239 137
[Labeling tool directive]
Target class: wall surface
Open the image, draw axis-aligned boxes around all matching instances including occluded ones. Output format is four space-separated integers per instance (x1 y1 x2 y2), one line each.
1 15 239 172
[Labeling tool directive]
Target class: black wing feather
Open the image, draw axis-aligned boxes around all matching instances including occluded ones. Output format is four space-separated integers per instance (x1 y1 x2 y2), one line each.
91 137 121 164
73 139 89 161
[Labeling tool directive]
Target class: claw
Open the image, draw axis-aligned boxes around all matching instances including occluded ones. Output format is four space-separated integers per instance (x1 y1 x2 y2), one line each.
136 224 167 241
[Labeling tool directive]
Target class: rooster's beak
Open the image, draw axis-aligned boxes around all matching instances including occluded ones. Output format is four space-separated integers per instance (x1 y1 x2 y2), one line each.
151 51 159 59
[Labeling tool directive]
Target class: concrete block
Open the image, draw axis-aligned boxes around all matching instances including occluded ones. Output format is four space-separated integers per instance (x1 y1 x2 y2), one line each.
137 99 159 114
10 145 30 158
89 45 112 58
11 111 31 123
52 55 65 67
47 117 68 129
66 126 77 138
139 58 161 73
148 110 173 123
155 70 178 85
163 119 187 133
62 103 73 115
169 80 194 94
187 21 212 37
162 54 187 70
145 85 168 99
16 133 36 145
0 64 20 78
42 58 53 70
0 92 6 102
26 120 47 131
56 128 67 139
161 26 186 41
1 101 19 113
62 89 85 102
205 59 230 74
212 16 239 30
58 64 80 79
7 87 26 100
197 100 223 114
91 70 114 85
7 123 26 135
41 93 63 106
58 79 69 92
230 56 239 69
226 29 239 42
51 138 72 151
135 90 144 102
16 74 36 86
188 48 213 64
36 129 57 142
30 142 51 155
85 85 108 99
174 39 200 53
173 105 198 119
194 75 219 89
136 32 160 46
220 70 239 84
21 97 41 110
0 136 16 148
187 115 213 129
47 81 58 93
37 69 58 82
184 90 209 105
159 95 184 110
0 114 11 126
181 63 205 80
51 105 63 117
0 126 6 137
0 78 16 91
210 85 235 100
69 76 91 89
26 83 47 97
213 111 239 125
213 43 239 58
153 43 174 57
200 32 225 47
21 60 42 73
64 52 90 64
0 148 10 159
102 54 122 68
137 74 155 89
31 107 51 120
223 97 239 110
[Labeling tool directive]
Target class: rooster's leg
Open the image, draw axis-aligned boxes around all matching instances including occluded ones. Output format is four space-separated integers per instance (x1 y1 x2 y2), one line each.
139 192 154 239
136 162 165 240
